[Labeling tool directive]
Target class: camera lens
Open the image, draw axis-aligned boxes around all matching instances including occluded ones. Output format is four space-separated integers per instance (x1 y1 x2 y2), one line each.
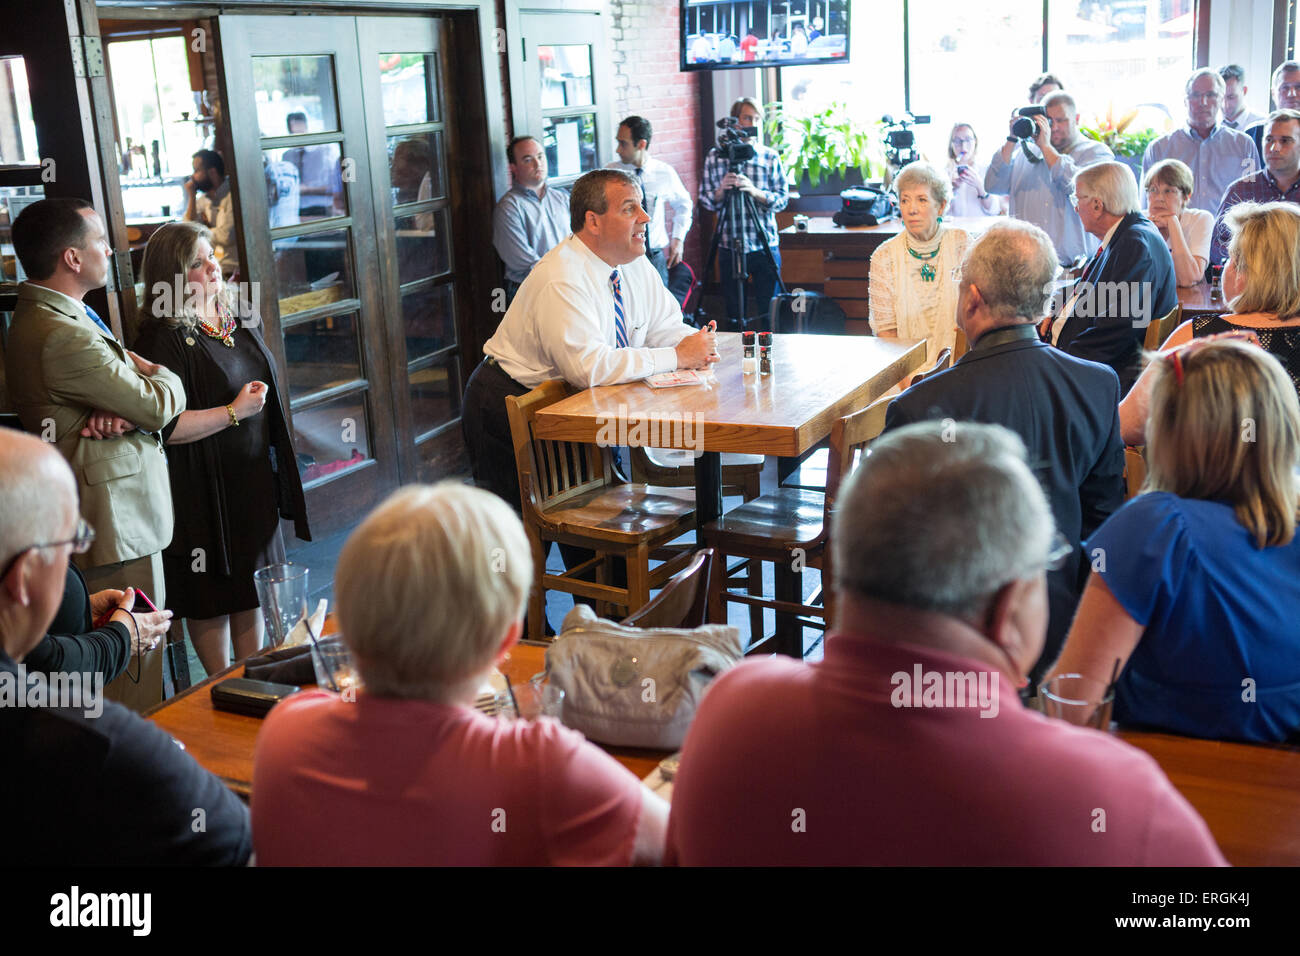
1011 116 1036 140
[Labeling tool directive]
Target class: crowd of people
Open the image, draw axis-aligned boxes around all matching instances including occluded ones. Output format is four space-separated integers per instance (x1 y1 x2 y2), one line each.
4 60 1300 867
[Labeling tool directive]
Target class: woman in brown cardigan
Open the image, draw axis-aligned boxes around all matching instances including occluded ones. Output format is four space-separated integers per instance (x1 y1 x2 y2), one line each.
135 221 310 675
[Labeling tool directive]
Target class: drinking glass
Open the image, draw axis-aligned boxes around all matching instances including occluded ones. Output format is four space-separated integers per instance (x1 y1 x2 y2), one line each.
309 636 361 696
253 563 309 648
1039 673 1115 730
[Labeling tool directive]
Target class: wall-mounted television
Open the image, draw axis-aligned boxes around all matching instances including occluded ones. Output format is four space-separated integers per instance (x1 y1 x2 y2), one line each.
681 0 851 72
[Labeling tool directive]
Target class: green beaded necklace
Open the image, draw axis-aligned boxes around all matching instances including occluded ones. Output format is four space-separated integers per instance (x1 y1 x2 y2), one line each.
905 236 942 282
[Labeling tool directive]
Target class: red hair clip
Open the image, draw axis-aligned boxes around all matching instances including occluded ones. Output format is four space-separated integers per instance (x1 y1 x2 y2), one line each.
1167 349 1186 386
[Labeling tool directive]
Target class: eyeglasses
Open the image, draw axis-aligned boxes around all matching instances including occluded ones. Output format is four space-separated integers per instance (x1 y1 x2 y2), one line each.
1069 193 1095 209
0 518 95 580
1044 532 1074 572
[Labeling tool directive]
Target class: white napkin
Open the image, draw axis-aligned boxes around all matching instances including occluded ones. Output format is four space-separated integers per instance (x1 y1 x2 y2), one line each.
281 599 329 647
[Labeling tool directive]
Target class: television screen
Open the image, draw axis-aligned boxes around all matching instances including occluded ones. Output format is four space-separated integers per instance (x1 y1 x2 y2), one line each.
681 0 851 72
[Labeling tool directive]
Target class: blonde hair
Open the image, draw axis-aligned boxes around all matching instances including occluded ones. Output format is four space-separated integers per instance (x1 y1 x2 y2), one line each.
1223 202 1300 319
140 220 233 330
1146 340 1300 547
334 483 533 699
1142 158 1194 199
895 161 952 208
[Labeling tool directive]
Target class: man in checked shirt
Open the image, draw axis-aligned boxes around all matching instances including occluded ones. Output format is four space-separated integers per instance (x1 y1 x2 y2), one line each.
699 97 790 331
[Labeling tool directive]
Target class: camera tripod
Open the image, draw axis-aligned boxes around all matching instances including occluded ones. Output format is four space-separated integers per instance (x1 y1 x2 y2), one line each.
695 173 786 332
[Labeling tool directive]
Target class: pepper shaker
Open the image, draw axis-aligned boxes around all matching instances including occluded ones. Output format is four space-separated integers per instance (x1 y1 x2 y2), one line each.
758 332 773 375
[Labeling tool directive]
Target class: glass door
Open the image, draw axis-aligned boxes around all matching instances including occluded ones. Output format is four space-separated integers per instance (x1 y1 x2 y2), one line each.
218 15 400 534
518 12 612 184
357 17 465 482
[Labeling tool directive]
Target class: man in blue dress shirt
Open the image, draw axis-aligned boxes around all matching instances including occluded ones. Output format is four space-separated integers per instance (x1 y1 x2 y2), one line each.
492 136 571 303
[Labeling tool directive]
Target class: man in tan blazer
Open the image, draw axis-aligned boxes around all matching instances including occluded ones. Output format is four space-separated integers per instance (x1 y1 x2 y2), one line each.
4 198 185 604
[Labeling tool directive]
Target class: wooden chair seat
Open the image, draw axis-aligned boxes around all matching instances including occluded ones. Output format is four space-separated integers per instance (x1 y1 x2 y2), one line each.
540 483 696 543
702 487 826 554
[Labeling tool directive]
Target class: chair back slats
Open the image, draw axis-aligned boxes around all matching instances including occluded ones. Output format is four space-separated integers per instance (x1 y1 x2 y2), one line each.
1144 304 1182 351
825 392 893 517
506 380 615 516
952 328 969 361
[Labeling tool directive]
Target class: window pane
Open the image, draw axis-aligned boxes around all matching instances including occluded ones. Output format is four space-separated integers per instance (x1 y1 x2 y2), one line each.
294 391 372 483
273 229 355 317
252 55 339 138
283 312 363 400
379 53 441 125
264 144 346 226
387 132 445 203
395 208 450 284
0 57 39 165
402 282 456 362
1047 1 1194 130
1 185 44 280
538 45 593 108
409 356 461 437
542 113 598 177
907 1 1044 163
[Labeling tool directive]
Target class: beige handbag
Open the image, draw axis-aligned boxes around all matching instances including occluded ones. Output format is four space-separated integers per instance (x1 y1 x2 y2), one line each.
546 606 743 750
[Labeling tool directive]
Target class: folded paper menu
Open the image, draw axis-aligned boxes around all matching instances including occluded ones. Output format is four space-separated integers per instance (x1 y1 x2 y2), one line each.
646 370 708 388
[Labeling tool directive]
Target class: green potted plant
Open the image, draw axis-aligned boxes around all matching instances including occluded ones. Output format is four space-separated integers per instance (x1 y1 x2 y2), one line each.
1079 106 1161 179
765 101 882 195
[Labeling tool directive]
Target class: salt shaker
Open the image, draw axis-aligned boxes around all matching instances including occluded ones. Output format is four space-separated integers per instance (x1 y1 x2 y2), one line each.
741 330 757 375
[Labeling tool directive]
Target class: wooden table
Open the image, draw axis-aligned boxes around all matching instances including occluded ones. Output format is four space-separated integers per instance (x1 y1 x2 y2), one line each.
147 640 1300 865
532 331 926 531
1177 280 1229 319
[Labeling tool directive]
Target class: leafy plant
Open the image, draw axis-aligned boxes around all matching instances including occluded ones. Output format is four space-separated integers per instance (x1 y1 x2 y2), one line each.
764 101 882 187
1079 105 1159 158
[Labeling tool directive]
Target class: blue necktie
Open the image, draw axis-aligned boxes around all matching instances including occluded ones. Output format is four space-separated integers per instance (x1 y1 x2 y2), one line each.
610 270 627 348
84 304 113 337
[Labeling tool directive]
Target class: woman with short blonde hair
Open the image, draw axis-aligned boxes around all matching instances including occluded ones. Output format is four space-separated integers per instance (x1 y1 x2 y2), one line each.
1057 339 1300 742
134 220 310 674
251 483 669 866
1142 158 1214 286
1120 201 1300 444
869 161 970 363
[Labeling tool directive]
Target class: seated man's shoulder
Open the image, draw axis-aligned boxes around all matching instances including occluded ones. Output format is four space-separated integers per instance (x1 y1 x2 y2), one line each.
694 657 813 722
1043 346 1122 390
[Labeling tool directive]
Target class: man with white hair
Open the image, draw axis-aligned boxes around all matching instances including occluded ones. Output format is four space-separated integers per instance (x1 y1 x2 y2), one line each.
666 422 1223 865
1055 161 1177 393
0 428 250 865
884 220 1125 683
1141 67 1258 214
984 90 1113 266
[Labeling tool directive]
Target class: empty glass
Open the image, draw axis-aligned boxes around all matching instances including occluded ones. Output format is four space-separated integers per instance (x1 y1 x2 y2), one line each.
309 636 361 696
253 563 309 648
1040 673 1115 730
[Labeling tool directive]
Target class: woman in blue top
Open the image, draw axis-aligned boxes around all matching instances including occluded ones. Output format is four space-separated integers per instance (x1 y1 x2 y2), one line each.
1055 339 1300 742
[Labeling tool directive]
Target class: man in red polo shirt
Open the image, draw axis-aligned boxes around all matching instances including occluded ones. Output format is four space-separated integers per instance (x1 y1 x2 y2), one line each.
666 421 1226 866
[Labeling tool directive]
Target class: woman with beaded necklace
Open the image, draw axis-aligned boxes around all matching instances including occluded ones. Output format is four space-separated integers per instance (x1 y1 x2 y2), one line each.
134 221 310 675
868 161 970 363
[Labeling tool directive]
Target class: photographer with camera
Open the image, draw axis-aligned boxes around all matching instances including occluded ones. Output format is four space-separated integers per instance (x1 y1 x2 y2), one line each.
698 97 789 330
984 90 1113 267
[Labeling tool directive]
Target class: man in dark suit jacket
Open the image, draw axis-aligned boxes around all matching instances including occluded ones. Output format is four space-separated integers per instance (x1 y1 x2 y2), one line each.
886 220 1126 684
1052 161 1176 395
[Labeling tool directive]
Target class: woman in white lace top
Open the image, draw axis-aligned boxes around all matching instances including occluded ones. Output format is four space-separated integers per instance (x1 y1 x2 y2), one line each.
869 162 970 362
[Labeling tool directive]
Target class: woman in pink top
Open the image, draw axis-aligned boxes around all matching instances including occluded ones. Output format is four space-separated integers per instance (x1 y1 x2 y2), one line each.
251 484 667 866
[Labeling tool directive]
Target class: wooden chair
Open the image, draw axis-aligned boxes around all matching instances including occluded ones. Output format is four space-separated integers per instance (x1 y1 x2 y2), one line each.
505 380 699 641
952 328 969 362
620 548 713 629
1124 446 1147 500
908 347 952 388
703 392 894 656
1144 304 1182 351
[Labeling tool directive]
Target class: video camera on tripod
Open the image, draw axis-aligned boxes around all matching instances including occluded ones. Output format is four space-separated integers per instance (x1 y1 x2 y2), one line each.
715 117 757 169
881 112 930 168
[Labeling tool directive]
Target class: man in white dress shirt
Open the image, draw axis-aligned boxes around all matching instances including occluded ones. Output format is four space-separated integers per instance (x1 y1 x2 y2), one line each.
606 116 693 287
1219 64 1266 132
463 168 717 510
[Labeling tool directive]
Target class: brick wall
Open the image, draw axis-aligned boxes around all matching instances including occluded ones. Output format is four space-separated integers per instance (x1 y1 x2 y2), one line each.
608 0 705 270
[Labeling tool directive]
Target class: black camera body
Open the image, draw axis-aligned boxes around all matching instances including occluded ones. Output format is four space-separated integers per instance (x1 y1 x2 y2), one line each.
716 117 757 170
881 112 930 168
1011 105 1048 140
